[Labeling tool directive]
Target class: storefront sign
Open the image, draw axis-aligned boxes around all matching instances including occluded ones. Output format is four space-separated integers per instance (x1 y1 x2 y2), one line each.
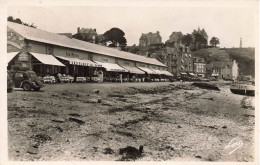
138 64 146 67
123 62 130 65
18 53 29 61
66 52 79 58
101 58 109 62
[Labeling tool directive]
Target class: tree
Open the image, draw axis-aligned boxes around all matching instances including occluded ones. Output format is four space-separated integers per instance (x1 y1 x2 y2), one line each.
8 16 36 28
193 33 207 50
181 34 193 46
96 34 106 45
210 37 220 47
103 28 127 48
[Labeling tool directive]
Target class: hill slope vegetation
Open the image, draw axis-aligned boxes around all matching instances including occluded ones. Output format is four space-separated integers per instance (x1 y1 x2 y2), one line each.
192 48 255 76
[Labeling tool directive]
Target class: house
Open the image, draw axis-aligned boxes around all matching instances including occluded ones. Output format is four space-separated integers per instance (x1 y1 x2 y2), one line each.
178 45 194 77
139 31 162 47
192 27 208 44
74 27 98 43
210 60 239 80
193 57 206 77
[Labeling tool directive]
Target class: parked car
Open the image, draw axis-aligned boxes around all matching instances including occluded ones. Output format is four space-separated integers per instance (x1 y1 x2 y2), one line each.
9 70 44 91
7 71 14 93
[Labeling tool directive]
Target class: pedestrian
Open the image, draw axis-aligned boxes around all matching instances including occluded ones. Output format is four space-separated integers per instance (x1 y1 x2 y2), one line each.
119 74 122 83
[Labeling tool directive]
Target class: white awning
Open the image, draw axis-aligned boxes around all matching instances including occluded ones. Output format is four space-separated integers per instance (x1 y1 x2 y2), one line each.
180 72 187 75
137 67 156 74
150 69 163 75
120 65 145 74
95 61 128 72
7 52 19 63
188 73 195 76
55 55 97 66
30 53 65 66
161 70 173 76
212 73 219 76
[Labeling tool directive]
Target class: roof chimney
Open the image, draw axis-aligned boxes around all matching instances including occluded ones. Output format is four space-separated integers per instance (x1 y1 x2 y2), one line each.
77 27 80 33
94 29 96 32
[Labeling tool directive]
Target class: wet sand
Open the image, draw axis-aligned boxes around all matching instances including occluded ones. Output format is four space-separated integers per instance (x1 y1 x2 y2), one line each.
7 81 255 161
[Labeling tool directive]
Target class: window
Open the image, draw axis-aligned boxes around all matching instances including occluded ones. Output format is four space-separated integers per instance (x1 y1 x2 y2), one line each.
15 73 23 78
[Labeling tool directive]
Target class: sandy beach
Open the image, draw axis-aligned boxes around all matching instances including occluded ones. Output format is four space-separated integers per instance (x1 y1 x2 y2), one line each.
7 81 255 161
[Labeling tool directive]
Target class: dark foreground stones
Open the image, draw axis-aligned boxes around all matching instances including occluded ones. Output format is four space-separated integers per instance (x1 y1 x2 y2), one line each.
192 82 220 91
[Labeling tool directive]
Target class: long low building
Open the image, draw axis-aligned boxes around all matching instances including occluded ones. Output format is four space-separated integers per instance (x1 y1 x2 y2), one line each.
7 22 173 82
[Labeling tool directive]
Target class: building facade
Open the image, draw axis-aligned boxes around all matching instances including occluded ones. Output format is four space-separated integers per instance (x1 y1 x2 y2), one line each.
7 22 172 83
76 27 98 43
150 45 194 77
193 57 206 77
139 31 162 47
192 27 208 45
210 60 239 80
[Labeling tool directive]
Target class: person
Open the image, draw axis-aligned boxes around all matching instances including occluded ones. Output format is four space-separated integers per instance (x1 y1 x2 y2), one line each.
119 74 122 83
57 72 62 83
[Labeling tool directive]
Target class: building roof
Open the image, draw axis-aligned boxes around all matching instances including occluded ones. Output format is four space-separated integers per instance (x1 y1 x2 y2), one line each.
193 57 205 63
211 61 232 68
78 28 97 35
8 22 165 67
140 31 161 39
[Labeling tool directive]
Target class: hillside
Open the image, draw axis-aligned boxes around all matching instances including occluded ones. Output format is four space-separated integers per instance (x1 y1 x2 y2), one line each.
192 48 255 76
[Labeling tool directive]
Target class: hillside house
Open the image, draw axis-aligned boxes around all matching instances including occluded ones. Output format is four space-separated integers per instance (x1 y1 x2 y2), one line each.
139 31 162 47
210 60 239 80
193 57 206 77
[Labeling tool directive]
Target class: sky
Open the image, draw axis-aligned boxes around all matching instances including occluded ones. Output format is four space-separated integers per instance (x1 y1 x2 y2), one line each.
7 1 258 48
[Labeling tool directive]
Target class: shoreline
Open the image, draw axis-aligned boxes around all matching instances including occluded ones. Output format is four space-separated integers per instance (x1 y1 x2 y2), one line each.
8 82 255 161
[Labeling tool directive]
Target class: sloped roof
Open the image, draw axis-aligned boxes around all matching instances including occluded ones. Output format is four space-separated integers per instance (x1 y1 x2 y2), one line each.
140 32 161 39
211 61 232 68
78 28 97 35
8 22 165 67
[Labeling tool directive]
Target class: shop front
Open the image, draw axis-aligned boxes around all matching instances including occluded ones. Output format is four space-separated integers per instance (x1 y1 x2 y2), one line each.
136 63 156 82
94 61 128 82
117 59 145 82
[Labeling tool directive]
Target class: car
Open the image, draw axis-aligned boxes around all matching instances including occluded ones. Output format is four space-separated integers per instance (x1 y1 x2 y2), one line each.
9 70 44 91
7 71 14 93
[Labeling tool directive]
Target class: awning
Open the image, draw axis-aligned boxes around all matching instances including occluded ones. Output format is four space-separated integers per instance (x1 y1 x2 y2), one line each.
55 55 97 66
212 73 219 76
150 69 163 75
188 73 195 76
120 65 145 74
30 53 65 66
137 67 156 74
180 72 187 75
95 61 128 72
161 70 173 76
7 52 19 63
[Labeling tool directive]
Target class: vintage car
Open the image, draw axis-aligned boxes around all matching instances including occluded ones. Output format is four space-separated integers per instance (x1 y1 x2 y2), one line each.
7 71 14 93
9 70 44 91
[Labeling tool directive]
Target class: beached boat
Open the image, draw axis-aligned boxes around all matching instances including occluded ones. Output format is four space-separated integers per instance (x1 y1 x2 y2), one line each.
230 82 255 96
